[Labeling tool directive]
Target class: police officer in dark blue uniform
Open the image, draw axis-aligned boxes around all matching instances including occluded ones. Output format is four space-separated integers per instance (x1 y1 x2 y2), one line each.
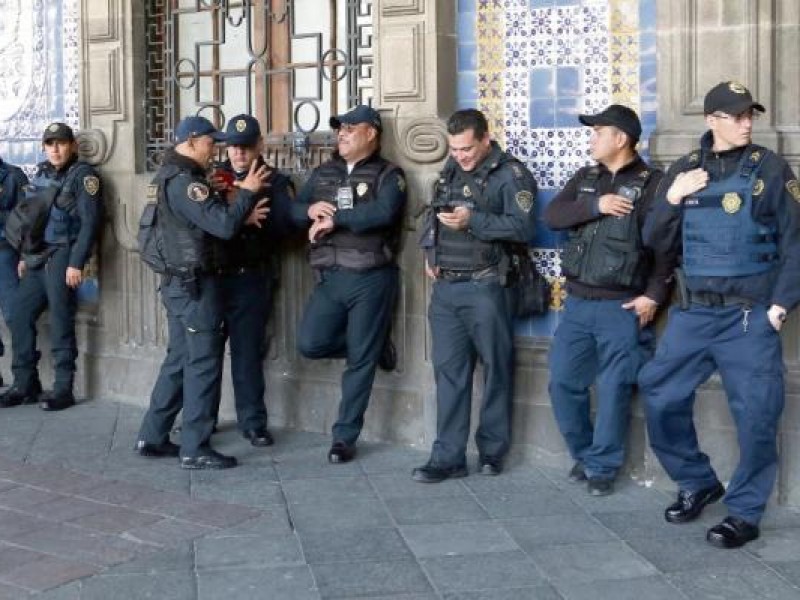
135 116 269 469
0 123 102 411
290 105 406 464
0 157 28 384
639 82 800 548
412 109 537 483
544 105 667 496
210 114 295 447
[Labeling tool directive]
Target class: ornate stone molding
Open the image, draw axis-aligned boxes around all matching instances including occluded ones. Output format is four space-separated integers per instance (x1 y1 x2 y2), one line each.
396 116 448 164
76 128 109 166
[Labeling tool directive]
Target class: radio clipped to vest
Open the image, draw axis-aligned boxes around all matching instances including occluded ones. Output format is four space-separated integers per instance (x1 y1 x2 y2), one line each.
137 196 167 274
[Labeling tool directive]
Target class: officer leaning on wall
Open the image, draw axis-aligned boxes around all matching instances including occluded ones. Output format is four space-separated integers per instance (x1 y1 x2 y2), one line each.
639 81 800 549
543 105 667 497
0 156 28 385
0 123 102 411
413 108 537 483
289 105 407 465
208 114 295 447
135 116 269 469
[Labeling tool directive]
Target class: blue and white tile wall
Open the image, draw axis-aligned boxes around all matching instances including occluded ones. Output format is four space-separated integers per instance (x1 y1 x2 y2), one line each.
457 0 657 337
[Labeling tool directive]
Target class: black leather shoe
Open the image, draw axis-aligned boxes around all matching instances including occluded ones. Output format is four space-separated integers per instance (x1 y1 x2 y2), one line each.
378 338 397 371
0 381 42 408
243 428 274 447
135 440 180 458
587 478 614 496
180 449 237 470
706 516 759 549
665 481 725 524
327 441 356 464
40 390 75 412
568 462 587 483
480 456 503 476
412 463 468 483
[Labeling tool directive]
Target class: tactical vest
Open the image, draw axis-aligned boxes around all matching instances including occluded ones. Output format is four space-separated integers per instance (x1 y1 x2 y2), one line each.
682 145 777 277
156 165 217 277
308 157 400 270
0 165 16 243
432 162 508 272
39 163 85 245
560 166 652 290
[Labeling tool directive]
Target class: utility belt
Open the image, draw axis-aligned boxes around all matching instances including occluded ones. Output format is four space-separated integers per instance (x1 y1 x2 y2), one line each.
438 266 499 282
214 263 270 277
686 291 754 308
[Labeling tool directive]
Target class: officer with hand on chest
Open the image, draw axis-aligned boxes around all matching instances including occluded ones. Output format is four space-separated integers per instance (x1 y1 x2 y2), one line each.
639 81 800 548
209 114 295 447
0 123 102 411
412 108 537 483
290 105 406 465
0 156 28 384
135 116 269 469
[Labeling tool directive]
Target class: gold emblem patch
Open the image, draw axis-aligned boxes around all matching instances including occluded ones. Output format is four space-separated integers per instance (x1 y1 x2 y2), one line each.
729 81 747 94
688 152 699 163
722 192 742 214
787 180 800 202
356 182 368 197
147 184 158 200
83 175 100 196
463 185 472 198
752 179 764 196
48 123 59 132
396 175 406 193
515 190 534 213
639 170 649 178
187 182 210 202
235 119 247 133
750 151 761 162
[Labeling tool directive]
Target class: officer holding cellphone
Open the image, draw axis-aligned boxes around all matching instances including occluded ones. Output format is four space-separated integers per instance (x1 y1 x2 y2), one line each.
543 105 667 496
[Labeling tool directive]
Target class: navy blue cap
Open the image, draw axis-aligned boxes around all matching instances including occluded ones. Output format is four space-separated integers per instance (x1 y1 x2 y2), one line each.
704 81 765 115
579 104 642 142
330 105 382 132
224 114 262 146
42 122 75 143
174 116 226 143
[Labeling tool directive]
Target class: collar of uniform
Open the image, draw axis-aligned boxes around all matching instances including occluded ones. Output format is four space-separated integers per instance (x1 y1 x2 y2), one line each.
465 141 505 180
699 129 750 159
163 147 206 176
40 154 79 177
597 153 647 178
332 150 381 172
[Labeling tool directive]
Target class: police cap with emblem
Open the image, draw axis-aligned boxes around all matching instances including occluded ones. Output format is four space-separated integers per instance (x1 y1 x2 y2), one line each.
225 114 261 146
578 104 642 142
704 81 765 115
174 116 227 144
330 105 382 132
42 122 76 143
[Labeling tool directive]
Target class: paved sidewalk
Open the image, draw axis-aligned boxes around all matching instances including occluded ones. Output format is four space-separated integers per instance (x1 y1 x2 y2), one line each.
0 402 800 599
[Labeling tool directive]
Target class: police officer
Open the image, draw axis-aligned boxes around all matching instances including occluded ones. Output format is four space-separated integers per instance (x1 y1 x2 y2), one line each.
0 123 102 411
0 156 28 384
412 109 537 483
639 82 800 548
544 105 667 496
135 116 269 469
290 105 406 464
210 114 295 446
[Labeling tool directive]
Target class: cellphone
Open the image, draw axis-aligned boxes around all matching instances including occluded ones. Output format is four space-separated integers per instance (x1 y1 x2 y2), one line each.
213 168 236 188
437 206 454 214
617 185 639 202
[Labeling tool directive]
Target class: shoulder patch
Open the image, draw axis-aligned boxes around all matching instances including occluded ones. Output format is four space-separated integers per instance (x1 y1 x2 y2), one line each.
396 174 406 193
515 190 534 213
187 182 210 202
752 179 764 197
83 175 100 196
787 180 800 203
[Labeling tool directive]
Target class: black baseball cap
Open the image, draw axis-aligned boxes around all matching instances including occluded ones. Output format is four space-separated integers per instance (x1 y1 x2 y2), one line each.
330 105 382 132
225 114 261 146
704 81 765 115
42 122 75 143
578 104 642 142
174 116 226 144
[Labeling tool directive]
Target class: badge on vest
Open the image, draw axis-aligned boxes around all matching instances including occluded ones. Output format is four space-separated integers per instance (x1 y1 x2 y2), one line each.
83 176 100 196
722 192 742 214
515 190 534 212
147 184 158 200
463 185 472 198
397 175 406 193
356 182 369 197
787 180 800 203
753 179 764 196
336 186 354 209
187 182 210 202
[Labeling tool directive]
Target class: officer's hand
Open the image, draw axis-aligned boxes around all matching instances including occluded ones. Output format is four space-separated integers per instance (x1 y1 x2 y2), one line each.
767 304 787 332
210 170 234 194
245 198 271 228
598 194 634 217
666 168 709 205
424 259 440 280
236 161 269 193
66 267 83 289
17 261 25 279
309 216 334 243
308 201 336 220
622 295 658 327
437 206 471 230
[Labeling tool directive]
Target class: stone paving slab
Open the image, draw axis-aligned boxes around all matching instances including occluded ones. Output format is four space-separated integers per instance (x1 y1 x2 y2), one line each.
0 401 800 598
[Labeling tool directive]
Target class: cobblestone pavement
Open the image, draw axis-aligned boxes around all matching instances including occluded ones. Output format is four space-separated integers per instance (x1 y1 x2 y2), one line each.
0 401 800 599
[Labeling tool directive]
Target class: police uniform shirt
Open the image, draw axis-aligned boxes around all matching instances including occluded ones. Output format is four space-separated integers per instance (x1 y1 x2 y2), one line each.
544 155 669 303
645 130 800 310
36 156 103 270
290 153 406 233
